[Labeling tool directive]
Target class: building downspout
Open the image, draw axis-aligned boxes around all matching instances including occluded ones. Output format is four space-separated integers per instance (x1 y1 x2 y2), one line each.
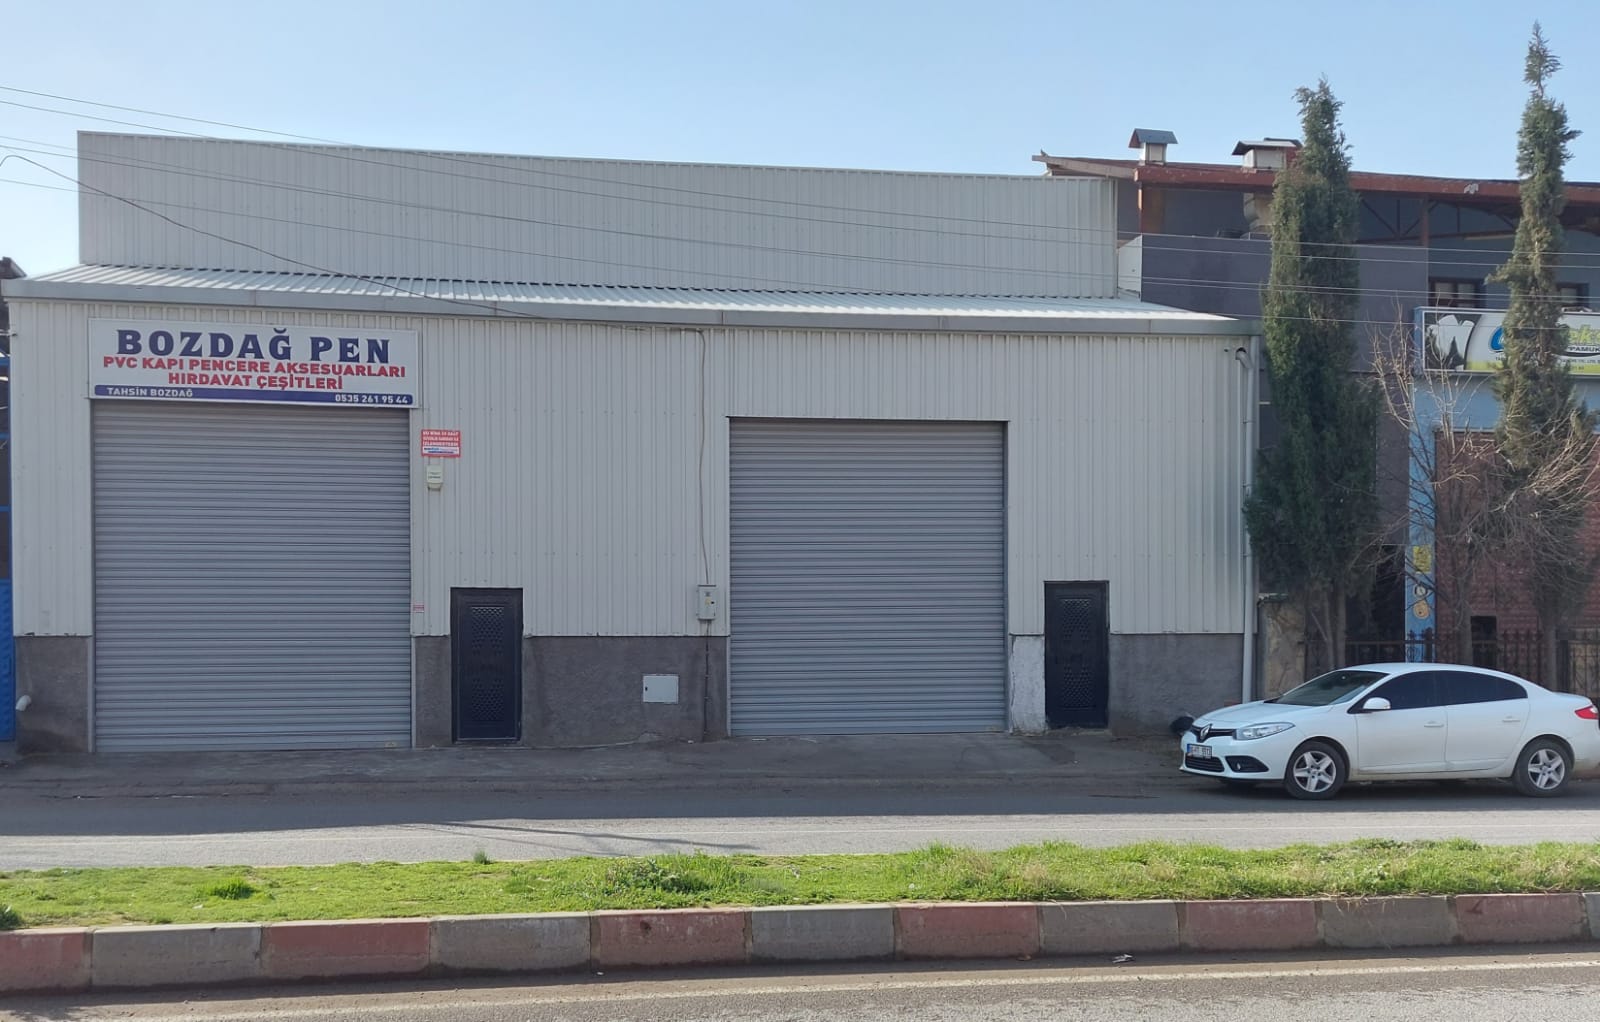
1237 336 1262 704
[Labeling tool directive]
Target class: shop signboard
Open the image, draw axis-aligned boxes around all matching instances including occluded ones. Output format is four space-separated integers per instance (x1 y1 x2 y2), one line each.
88 320 420 406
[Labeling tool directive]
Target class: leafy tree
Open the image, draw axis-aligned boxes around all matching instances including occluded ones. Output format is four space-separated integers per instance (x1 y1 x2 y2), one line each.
1246 80 1379 662
1492 24 1597 673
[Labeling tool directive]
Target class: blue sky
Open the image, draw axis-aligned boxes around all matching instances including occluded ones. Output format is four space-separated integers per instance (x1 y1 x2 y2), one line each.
3 0 1598 275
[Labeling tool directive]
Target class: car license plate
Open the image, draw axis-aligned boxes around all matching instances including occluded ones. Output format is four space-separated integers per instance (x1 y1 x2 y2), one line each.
1188 744 1214 759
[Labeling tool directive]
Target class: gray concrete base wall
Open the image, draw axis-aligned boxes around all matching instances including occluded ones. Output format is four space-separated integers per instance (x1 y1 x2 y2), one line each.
414 635 729 749
15 636 91 754
17 632 728 755
1109 633 1242 736
527 637 728 747
20 629 1230 751
413 636 452 748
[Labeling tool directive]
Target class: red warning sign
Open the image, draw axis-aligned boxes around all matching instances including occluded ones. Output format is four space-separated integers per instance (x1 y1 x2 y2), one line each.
420 429 461 458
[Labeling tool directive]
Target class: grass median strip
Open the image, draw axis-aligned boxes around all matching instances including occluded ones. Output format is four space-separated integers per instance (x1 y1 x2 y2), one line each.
3 838 1600 929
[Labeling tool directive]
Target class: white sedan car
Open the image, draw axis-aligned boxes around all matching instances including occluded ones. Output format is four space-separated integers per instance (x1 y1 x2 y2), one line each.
1180 663 1600 799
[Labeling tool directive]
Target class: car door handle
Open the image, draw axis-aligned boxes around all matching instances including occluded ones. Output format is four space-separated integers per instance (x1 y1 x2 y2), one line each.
1502 716 1524 724
1424 721 1445 728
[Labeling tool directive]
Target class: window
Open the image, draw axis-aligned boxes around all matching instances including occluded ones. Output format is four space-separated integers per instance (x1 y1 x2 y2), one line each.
1558 283 1589 309
1437 670 1526 705
1431 279 1484 308
1471 615 1498 670
1272 669 1385 706
1368 672 1441 710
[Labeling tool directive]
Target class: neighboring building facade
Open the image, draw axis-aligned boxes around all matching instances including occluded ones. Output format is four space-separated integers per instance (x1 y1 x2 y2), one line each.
6 133 1255 753
1041 133 1600 658
1414 310 1600 652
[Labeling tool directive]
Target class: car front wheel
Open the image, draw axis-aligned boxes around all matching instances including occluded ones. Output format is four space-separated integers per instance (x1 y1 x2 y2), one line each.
1513 738 1572 797
1283 740 1346 800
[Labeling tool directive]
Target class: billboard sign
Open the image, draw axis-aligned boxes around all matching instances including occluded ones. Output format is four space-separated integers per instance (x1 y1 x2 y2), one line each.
88 320 420 407
1422 307 1600 374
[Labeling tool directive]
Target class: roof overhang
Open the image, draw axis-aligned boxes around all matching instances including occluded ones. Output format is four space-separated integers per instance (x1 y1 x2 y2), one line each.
6 267 1258 337
1035 154 1600 207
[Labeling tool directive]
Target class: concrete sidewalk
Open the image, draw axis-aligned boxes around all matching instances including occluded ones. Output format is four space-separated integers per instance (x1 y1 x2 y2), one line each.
0 732 1184 799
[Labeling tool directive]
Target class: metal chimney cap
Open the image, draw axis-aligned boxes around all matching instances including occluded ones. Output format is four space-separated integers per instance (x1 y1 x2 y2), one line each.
1232 138 1301 156
1128 129 1179 149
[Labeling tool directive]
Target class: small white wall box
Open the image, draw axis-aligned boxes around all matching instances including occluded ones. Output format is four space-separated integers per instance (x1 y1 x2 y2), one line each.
696 584 720 621
643 674 679 703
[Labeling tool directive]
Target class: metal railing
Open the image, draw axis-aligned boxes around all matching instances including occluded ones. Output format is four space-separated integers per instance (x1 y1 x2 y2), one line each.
1306 628 1563 691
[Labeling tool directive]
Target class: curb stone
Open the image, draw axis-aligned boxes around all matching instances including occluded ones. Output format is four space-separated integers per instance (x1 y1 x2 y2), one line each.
5 893 1600 994
591 909 748 969
1318 896 1455 949
1181 899 1320 952
91 923 262 988
431 913 590 974
261 920 430 981
1453 893 1585 944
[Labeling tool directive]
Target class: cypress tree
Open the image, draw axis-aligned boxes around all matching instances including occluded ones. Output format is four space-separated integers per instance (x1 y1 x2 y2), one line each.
1493 24 1594 670
1245 80 1379 663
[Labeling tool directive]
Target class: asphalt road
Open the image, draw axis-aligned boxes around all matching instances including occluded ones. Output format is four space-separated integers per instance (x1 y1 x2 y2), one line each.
8 949 1600 1020
6 780 1600 868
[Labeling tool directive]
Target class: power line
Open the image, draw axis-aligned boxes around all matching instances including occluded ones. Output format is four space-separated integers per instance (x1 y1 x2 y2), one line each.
7 132 1596 283
1 92 1119 237
0 86 343 143
6 154 609 324
2 93 1597 309
7 84 1594 267
4 162 1587 307
0 165 1483 334
0 175 72 192
0 99 216 138
1 143 1115 288
7 155 1592 311
13 137 1106 247
6 156 1592 311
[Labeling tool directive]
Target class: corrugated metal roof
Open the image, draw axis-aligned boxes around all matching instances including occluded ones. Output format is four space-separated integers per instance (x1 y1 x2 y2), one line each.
22 265 1233 324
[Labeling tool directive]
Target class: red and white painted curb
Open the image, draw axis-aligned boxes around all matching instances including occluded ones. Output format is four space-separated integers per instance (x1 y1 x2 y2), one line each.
4 893 1598 994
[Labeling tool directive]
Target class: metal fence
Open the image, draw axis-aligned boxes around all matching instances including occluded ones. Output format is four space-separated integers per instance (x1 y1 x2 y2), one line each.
1561 631 1600 700
1305 629 1591 695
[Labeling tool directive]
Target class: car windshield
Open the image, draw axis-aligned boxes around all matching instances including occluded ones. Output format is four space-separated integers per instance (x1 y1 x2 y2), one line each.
1270 669 1386 706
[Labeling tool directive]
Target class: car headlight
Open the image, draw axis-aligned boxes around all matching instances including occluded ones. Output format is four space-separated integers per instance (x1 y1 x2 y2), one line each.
1237 722 1294 741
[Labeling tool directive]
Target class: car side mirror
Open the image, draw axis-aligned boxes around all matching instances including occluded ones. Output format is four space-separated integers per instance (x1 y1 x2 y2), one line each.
1362 697 1392 713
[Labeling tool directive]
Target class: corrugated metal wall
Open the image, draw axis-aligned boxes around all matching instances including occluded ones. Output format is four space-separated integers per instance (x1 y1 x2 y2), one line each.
76 134 1117 297
12 301 1247 639
11 299 94 636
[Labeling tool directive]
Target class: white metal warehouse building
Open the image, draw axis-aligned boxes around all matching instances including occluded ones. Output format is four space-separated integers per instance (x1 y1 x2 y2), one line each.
7 133 1255 754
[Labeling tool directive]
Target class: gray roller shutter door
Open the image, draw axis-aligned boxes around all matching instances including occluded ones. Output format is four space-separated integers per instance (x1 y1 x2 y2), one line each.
729 420 1007 735
92 402 411 751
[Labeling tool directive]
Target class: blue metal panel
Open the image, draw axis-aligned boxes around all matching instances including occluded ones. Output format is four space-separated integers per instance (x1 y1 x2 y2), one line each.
0 349 9 742
0 579 13 742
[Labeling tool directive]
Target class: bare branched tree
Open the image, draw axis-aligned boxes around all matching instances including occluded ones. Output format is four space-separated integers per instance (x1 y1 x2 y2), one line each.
1372 326 1600 666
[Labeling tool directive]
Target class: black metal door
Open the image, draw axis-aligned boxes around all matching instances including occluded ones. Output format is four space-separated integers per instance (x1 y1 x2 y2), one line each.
451 588 522 742
1045 582 1110 728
